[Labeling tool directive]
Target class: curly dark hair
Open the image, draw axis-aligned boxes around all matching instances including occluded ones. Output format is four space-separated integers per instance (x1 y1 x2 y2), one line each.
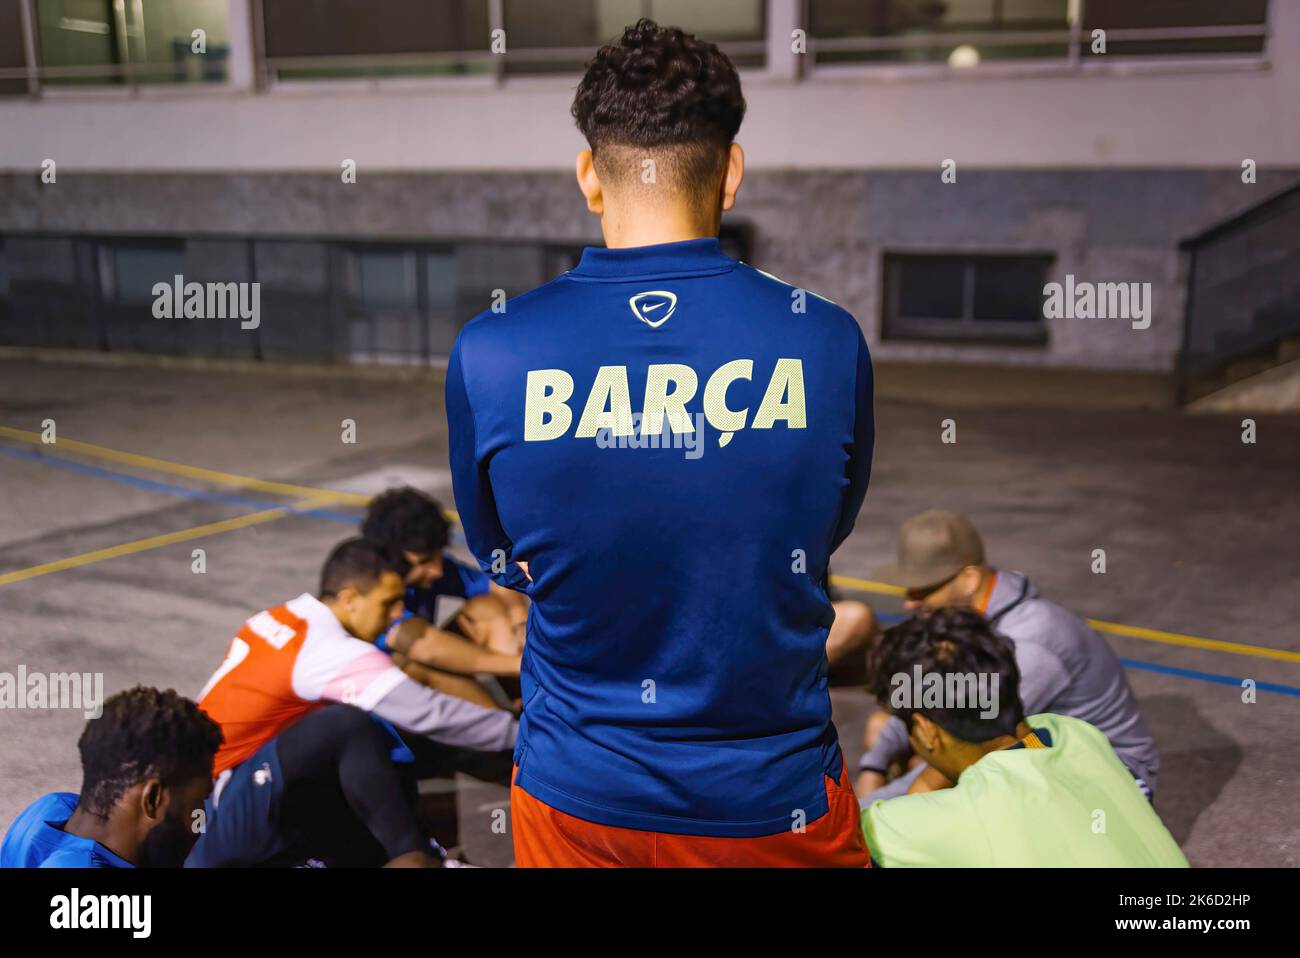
572 18 746 201
77 686 223 818
866 608 1025 742
360 487 451 576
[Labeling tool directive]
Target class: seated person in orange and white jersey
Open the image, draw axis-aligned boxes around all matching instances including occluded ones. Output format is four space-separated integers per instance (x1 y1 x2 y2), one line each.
185 537 518 868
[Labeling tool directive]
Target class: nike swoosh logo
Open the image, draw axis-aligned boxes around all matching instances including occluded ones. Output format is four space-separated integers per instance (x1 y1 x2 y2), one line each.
629 290 678 328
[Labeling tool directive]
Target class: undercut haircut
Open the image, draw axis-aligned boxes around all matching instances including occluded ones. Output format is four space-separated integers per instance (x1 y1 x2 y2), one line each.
572 18 746 206
361 486 451 577
866 608 1026 742
77 686 222 818
319 537 398 599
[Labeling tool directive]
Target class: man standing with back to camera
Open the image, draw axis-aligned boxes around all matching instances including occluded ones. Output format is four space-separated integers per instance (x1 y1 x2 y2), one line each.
446 20 874 866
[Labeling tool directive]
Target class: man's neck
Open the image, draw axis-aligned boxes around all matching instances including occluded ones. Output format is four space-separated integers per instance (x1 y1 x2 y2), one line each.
320 596 350 634
599 205 719 249
970 565 998 612
953 721 1034 779
64 805 136 864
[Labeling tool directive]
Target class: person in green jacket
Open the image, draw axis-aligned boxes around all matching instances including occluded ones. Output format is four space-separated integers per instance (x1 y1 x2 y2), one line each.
860 608 1188 868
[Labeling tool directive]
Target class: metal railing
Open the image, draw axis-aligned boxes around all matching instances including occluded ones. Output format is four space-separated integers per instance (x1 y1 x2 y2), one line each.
1178 182 1300 390
0 229 589 365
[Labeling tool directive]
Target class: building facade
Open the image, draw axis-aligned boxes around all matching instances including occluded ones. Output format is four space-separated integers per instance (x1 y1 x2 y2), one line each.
1 0 1297 382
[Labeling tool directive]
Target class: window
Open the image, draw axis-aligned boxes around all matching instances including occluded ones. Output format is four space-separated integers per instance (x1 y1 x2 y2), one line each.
502 0 766 75
1082 0 1267 58
35 0 229 86
808 0 1070 67
882 253 1051 344
103 240 185 304
260 0 764 81
0 232 596 362
0 1 28 95
807 0 1267 68
355 249 416 308
262 0 491 80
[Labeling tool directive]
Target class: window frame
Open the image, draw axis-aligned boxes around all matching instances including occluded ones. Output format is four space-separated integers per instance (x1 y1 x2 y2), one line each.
803 0 1272 81
880 250 1053 347
99 237 187 306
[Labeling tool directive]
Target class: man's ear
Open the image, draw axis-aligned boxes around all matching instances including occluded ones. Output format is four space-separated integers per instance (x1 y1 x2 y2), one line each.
912 714 942 753
140 779 166 823
576 150 604 215
720 142 745 213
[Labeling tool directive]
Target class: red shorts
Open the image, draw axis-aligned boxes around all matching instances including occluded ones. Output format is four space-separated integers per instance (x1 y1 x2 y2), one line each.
511 758 871 868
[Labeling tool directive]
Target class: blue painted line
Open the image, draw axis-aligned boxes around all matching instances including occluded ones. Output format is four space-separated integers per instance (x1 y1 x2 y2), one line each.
1119 658 1300 698
0 445 359 523
0 443 468 544
869 612 1300 698
6 442 1293 694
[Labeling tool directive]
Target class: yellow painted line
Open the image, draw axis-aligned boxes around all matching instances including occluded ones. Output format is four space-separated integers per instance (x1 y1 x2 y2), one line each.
3 429 1288 664
0 494 344 587
830 574 905 597
0 426 371 505
1085 619 1300 664
830 574 1300 665
0 425 462 523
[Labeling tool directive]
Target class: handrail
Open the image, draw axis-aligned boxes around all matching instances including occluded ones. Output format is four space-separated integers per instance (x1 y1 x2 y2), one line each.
1179 181 1300 249
1178 181 1300 390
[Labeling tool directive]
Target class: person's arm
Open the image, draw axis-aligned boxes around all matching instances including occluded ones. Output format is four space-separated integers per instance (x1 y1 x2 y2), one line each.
387 615 521 676
368 673 517 752
831 324 875 553
296 635 516 751
1015 643 1072 715
446 331 532 594
826 600 876 666
388 650 506 710
858 714 910 773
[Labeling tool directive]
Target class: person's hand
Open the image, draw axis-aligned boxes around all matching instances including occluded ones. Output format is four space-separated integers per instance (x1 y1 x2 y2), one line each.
386 615 429 655
383 850 443 868
442 846 480 867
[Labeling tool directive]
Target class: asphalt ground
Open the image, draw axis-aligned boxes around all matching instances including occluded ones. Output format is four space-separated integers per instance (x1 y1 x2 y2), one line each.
1 356 1297 867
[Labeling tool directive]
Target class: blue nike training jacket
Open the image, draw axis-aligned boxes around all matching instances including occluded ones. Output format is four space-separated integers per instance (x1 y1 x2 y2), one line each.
446 237 873 837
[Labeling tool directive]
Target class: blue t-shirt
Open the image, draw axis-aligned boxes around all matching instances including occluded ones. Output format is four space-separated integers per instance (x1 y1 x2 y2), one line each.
1 793 134 868
447 238 874 837
402 552 493 622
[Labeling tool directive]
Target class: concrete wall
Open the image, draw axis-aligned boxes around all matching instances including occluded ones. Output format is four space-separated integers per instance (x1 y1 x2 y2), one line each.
4 167 1297 371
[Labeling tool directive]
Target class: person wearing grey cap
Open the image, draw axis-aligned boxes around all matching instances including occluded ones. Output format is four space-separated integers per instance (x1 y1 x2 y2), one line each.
857 509 1159 803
